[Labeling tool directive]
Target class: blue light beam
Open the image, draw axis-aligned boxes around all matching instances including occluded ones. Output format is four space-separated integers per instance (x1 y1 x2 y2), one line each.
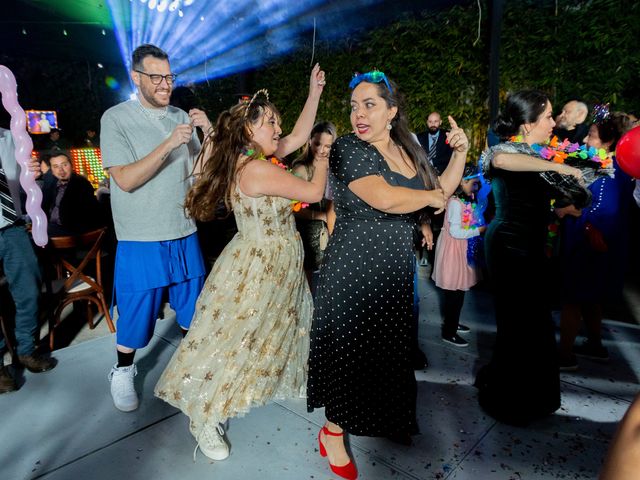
106 0 403 87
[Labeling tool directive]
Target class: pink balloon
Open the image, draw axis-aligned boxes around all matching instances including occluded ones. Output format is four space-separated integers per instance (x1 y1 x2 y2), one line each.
0 65 48 246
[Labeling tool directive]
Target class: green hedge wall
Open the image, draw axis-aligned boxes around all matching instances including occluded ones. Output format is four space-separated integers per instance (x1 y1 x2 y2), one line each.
193 0 639 159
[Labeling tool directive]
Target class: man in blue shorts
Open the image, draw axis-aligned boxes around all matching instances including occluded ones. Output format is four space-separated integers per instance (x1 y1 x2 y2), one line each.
100 44 212 412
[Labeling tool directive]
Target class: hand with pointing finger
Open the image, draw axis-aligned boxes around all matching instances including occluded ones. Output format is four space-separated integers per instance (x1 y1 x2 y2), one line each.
445 116 469 153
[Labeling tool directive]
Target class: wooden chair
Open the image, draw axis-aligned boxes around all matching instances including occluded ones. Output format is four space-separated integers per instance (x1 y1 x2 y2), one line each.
46 227 115 350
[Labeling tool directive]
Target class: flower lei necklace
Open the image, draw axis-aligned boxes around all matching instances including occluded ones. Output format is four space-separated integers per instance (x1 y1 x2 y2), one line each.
243 148 309 211
458 196 483 230
454 195 484 267
509 135 612 169
508 136 609 258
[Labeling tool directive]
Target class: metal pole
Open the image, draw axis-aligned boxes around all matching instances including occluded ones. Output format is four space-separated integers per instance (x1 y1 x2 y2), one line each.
488 0 504 125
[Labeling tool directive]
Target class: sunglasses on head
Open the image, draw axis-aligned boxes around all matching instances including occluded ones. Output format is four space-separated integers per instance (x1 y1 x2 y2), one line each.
349 71 393 93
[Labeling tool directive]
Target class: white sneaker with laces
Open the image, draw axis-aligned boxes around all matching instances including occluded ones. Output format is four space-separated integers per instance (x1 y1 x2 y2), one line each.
108 363 139 412
196 423 230 461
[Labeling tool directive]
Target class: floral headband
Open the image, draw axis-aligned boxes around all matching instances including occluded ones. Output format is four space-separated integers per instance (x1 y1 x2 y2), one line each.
592 103 610 124
349 70 393 93
243 88 270 119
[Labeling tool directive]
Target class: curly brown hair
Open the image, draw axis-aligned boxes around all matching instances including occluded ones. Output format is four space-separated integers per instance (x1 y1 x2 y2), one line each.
185 95 280 221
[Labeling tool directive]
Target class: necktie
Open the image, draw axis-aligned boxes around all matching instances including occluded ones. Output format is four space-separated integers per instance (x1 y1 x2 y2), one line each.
428 136 437 164
0 167 18 223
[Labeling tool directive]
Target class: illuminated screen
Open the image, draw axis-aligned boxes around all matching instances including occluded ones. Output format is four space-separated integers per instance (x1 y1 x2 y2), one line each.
26 110 58 134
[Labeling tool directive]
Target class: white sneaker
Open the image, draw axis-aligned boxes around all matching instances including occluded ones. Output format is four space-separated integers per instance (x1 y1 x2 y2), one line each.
196 424 230 461
108 363 139 412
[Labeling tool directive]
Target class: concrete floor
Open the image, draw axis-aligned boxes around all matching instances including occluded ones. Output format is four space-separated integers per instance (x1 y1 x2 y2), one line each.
1 266 638 480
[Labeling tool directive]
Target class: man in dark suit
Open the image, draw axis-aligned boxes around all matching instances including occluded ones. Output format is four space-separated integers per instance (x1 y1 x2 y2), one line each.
417 111 453 175
41 152 105 236
416 112 453 269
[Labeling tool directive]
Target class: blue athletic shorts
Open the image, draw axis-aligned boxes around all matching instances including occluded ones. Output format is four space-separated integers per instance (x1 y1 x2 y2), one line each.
113 233 205 349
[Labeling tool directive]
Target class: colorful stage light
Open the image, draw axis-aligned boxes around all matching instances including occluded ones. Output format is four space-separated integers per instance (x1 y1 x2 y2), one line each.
106 0 400 86
69 148 107 188
105 76 120 89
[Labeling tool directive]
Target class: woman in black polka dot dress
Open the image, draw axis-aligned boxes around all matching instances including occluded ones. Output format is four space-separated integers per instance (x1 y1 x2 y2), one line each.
307 72 469 479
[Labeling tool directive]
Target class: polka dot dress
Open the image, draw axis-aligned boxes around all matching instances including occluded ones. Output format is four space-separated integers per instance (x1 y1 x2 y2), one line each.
307 134 423 437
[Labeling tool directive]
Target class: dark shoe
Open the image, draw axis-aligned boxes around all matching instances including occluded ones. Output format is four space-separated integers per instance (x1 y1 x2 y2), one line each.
574 341 609 362
442 334 469 347
18 353 57 373
412 348 429 370
457 324 471 333
0 366 17 394
558 354 578 372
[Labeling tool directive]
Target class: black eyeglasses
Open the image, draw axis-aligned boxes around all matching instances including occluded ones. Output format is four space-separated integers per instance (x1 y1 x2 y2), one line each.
135 70 177 85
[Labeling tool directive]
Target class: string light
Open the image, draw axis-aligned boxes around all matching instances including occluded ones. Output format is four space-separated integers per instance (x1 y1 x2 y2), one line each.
70 148 107 188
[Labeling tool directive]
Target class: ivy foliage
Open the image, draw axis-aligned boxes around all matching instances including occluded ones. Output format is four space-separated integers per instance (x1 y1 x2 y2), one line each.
5 0 636 158
193 0 639 160
499 0 640 112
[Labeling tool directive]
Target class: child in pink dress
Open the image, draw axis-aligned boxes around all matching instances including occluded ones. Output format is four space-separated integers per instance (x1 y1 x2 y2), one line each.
432 165 485 347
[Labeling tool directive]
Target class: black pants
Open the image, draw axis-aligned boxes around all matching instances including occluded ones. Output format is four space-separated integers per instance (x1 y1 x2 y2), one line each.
442 289 465 337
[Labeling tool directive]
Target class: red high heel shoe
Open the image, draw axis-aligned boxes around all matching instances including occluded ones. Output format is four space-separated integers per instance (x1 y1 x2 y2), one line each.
317 426 358 480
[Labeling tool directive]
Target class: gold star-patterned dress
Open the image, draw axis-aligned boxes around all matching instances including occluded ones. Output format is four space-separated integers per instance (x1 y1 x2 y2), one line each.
155 186 312 437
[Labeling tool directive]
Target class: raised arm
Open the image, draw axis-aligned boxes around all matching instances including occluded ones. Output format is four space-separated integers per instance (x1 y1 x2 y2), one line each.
438 116 469 198
274 64 325 158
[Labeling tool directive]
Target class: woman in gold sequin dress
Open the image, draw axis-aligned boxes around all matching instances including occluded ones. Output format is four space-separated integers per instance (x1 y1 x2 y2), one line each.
155 65 327 461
